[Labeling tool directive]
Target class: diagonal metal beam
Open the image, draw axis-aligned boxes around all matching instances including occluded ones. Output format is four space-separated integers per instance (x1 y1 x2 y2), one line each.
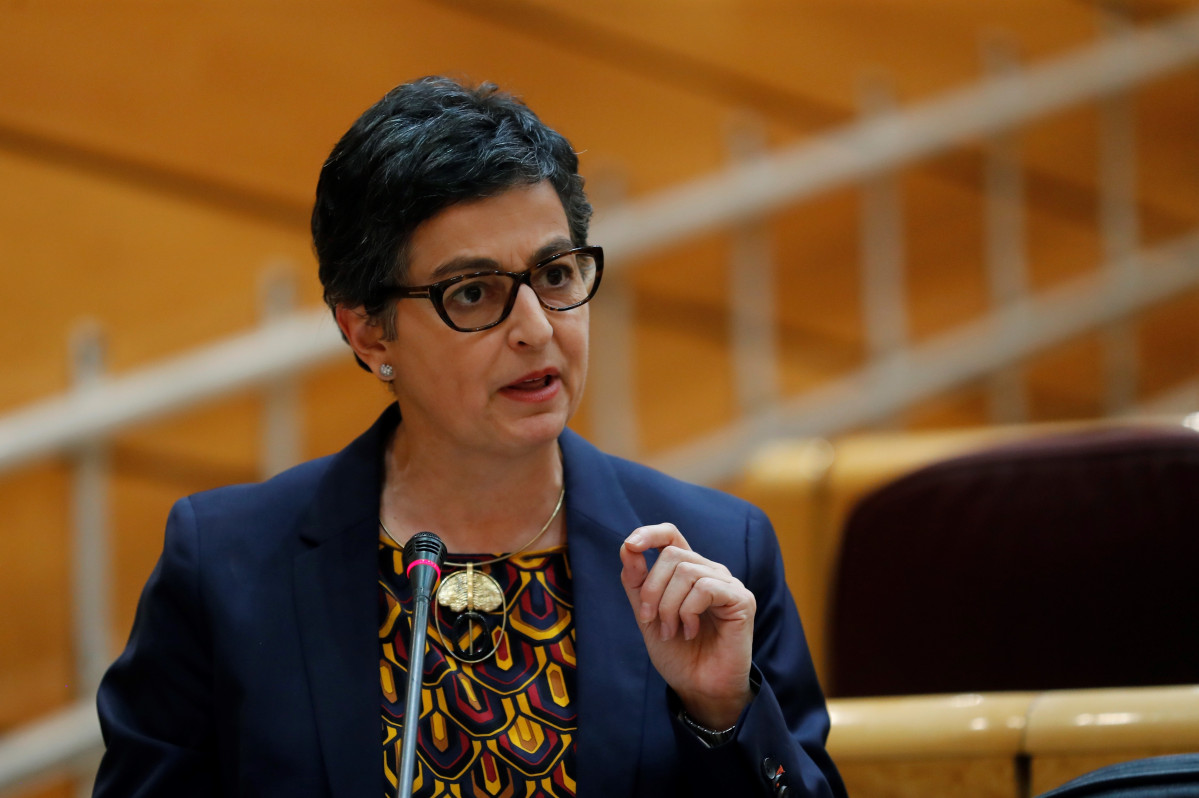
649 232 1199 485
0 701 100 794
0 309 345 475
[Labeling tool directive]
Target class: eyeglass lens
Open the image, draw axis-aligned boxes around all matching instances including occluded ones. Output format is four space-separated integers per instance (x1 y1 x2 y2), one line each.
440 249 599 330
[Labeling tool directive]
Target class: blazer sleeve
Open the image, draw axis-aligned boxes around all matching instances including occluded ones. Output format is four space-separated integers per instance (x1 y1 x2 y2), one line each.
672 506 847 798
93 497 220 797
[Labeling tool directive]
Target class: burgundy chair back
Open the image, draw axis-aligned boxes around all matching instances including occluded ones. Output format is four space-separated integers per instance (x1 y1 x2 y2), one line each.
828 426 1199 698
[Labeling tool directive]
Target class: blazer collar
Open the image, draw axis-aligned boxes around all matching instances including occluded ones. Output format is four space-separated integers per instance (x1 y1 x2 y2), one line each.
298 403 398 546
293 410 652 798
560 429 654 798
294 405 396 798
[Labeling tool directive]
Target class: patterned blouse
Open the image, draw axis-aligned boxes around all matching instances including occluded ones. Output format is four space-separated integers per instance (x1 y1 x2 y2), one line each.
379 535 578 797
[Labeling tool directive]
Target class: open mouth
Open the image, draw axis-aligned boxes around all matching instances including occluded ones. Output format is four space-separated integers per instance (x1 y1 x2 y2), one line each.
507 374 554 391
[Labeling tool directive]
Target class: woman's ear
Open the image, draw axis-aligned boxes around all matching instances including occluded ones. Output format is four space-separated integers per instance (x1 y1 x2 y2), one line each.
335 305 393 380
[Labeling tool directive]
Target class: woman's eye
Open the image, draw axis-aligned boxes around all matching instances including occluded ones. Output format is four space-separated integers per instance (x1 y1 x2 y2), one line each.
446 280 489 306
538 264 573 288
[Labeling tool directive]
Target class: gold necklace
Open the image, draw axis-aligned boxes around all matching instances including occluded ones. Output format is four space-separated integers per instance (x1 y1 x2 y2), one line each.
379 485 566 663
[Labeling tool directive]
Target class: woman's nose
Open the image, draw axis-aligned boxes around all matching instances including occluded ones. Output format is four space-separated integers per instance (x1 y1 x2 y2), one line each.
505 283 553 347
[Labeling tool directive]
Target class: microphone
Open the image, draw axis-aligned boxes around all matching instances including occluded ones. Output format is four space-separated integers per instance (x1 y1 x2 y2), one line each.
403 530 446 604
397 531 446 798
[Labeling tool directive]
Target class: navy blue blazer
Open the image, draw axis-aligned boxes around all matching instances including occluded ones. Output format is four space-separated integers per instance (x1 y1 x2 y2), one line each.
95 406 845 798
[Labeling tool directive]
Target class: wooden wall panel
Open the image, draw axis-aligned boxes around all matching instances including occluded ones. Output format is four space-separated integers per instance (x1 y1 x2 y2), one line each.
0 149 314 412
506 0 1100 111
0 3 748 212
1031 749 1198 796
1137 289 1199 398
0 465 71 729
837 757 1019 798
10 778 71 798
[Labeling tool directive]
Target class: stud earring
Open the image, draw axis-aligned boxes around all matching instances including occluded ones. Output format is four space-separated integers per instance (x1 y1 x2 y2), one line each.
379 364 395 380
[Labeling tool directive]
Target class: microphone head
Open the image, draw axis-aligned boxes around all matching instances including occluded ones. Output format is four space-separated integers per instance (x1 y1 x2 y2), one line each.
403 531 446 571
403 531 446 601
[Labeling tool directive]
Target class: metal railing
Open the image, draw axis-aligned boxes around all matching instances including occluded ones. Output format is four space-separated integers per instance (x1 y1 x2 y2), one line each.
2 8 1199 792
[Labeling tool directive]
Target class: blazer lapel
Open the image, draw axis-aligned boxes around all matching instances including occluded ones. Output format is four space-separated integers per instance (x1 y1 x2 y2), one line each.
294 406 397 798
289 412 655 798
561 430 654 798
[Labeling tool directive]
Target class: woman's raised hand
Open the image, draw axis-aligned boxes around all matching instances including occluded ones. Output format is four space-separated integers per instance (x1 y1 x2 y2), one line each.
619 523 755 730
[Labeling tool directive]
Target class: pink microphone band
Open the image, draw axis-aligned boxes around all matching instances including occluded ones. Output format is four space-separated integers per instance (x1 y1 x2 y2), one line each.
406 559 442 581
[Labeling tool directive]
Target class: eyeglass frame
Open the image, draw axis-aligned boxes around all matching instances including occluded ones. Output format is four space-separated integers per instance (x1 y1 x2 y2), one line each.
377 245 604 333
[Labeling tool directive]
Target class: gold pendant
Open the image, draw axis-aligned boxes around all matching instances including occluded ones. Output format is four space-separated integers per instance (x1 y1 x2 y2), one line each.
435 563 504 613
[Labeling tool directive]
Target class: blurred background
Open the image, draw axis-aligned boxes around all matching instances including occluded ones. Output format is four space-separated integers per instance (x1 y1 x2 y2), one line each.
1 2 1198 796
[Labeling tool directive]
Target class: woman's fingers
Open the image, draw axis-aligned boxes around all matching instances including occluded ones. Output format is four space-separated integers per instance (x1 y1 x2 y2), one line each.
620 523 687 618
620 523 757 723
623 522 690 555
678 576 755 640
618 539 649 589
655 560 729 639
621 523 737 639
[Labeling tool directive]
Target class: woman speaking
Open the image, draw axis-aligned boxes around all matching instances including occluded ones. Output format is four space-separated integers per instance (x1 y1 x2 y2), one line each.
93 76 845 798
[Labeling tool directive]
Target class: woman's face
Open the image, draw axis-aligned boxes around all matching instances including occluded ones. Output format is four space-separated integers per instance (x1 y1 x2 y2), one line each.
384 181 590 458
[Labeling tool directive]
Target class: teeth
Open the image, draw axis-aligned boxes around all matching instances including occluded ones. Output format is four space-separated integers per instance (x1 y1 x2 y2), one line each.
508 374 552 389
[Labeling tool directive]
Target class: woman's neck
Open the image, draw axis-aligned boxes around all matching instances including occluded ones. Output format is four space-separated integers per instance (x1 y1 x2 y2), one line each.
379 427 566 554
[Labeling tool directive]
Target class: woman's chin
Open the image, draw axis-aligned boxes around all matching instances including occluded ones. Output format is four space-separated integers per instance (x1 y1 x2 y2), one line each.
499 409 571 450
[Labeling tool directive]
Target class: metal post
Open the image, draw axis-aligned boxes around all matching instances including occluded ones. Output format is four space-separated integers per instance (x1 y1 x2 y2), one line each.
727 112 781 417
586 169 639 457
69 323 112 798
859 75 909 415
259 265 302 478
69 323 112 694
983 35 1031 423
1098 7 1141 415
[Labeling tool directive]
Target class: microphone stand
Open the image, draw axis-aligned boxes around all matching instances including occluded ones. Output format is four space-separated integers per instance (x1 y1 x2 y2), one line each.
397 532 445 798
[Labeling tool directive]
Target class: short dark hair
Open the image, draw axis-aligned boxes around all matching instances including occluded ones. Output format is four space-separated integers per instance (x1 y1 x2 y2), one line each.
312 76 592 361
